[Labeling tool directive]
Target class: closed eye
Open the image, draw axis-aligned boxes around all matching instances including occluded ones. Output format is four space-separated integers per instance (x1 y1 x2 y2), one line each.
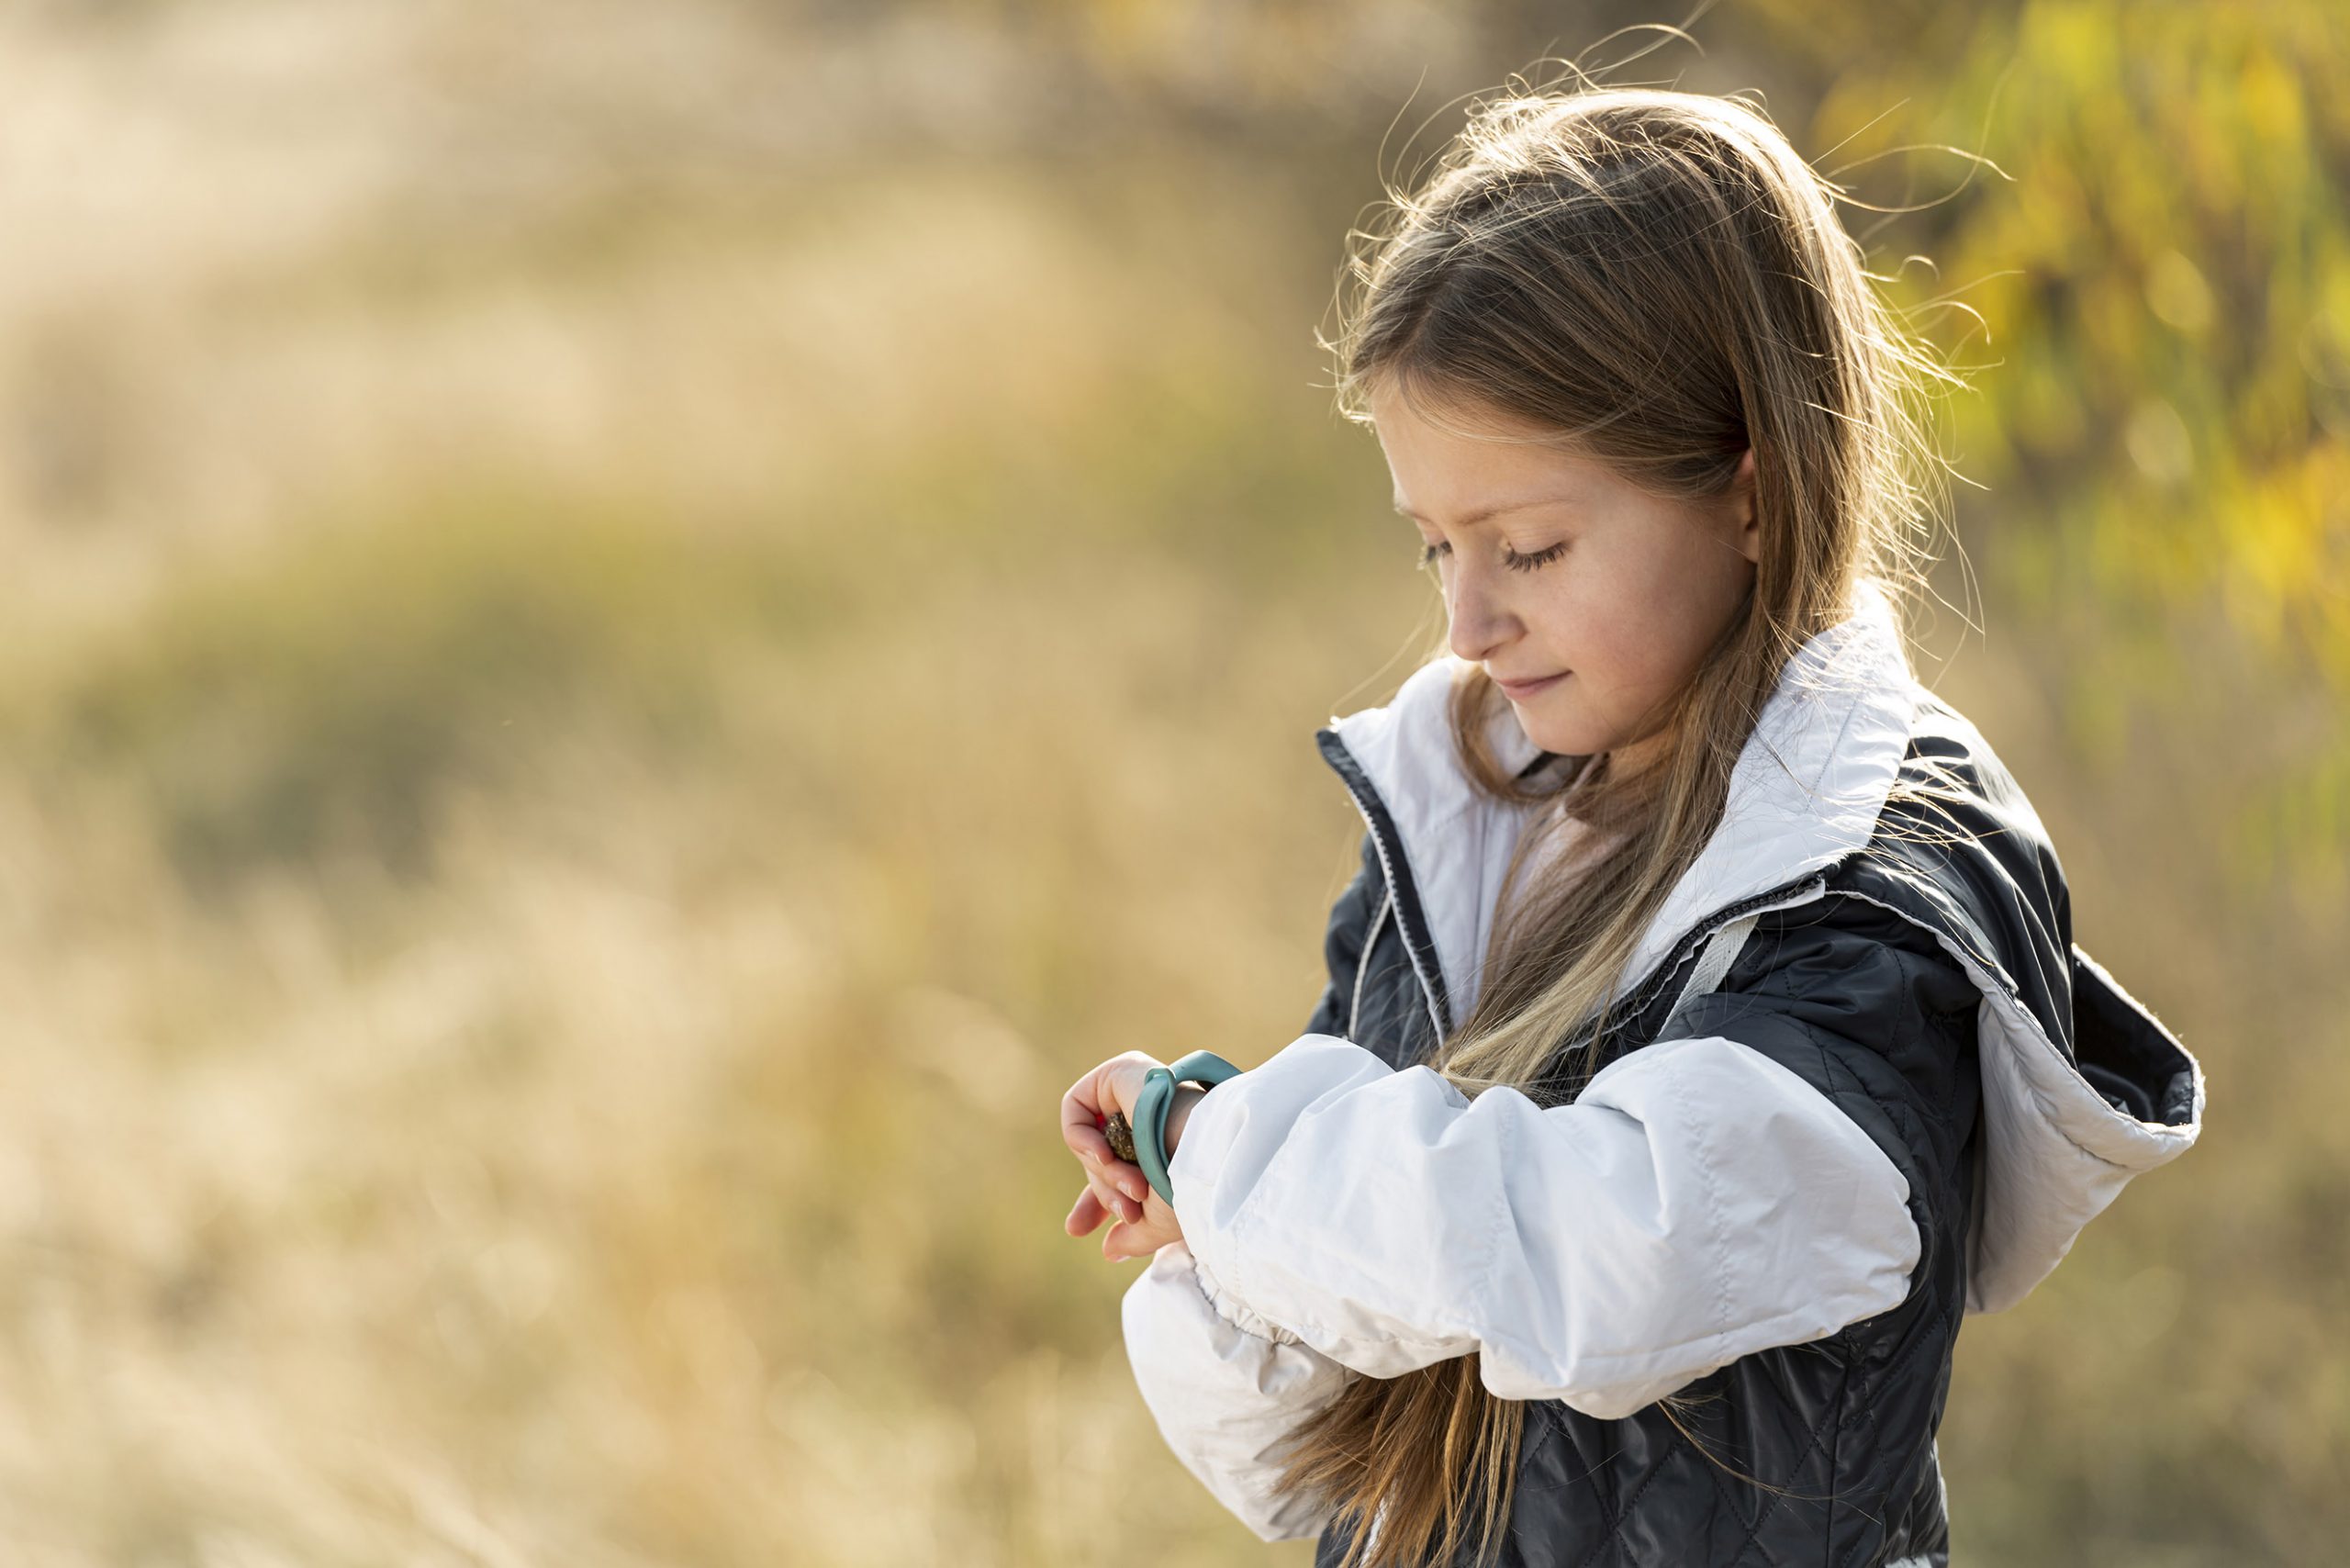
1417 539 1568 574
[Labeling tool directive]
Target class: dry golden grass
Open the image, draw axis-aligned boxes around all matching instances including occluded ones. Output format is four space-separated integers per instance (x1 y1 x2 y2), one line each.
0 6 2338 1564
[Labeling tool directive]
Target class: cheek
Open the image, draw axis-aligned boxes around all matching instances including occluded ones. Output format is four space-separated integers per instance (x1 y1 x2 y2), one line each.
1605 540 1726 668
1523 576 1642 682
1530 559 1705 714
1521 575 1598 646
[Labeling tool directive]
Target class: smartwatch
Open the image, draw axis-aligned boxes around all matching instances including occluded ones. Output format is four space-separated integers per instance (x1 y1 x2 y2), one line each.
1134 1049 1243 1206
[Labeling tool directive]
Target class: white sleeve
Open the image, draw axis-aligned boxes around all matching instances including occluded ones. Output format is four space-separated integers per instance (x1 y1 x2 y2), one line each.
1166 1032 1921 1421
1119 1238 1356 1541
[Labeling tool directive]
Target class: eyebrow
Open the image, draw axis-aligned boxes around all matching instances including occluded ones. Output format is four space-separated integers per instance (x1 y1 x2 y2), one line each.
1392 496 1578 528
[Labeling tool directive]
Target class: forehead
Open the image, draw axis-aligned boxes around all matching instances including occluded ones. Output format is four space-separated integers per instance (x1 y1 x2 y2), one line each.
1371 386 1606 520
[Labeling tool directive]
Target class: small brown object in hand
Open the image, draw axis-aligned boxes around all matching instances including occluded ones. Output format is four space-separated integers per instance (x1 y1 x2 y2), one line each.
1102 1110 1137 1165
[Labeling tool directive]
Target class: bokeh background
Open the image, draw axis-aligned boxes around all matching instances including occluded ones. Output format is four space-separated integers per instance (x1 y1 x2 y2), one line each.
0 1 2342 1562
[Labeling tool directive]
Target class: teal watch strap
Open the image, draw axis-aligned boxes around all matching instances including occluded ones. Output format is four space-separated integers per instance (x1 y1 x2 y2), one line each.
1135 1049 1242 1206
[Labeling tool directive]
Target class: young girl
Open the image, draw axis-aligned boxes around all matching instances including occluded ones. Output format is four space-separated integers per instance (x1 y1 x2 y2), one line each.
1056 85 2205 1568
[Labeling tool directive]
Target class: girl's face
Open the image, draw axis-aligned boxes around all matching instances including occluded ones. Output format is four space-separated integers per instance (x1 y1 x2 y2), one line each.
1370 386 1761 778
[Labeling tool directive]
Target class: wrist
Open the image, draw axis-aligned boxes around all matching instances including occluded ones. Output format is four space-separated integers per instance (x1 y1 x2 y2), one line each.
1163 1081 1210 1159
1133 1051 1242 1206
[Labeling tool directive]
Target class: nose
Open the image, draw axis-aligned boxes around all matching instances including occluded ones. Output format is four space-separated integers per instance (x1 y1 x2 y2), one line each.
1443 555 1518 666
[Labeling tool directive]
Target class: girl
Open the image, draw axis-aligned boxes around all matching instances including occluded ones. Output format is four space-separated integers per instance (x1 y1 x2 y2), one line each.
1056 84 2205 1568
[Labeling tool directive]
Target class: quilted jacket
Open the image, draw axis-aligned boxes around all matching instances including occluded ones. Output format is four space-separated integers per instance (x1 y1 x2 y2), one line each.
1119 582 2207 1566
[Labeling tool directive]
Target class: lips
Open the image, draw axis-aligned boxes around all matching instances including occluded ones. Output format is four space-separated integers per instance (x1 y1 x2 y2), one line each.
1494 670 1567 698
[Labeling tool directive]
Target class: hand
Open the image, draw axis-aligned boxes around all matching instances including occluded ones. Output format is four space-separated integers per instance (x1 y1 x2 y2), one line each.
1058 1052 1206 1261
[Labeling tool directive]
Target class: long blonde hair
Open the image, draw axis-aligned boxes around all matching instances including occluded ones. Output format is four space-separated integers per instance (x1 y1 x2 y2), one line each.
1270 77 1963 1568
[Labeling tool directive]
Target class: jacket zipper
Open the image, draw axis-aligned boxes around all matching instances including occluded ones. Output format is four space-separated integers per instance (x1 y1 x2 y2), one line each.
1319 722 1837 1055
1601 869 1834 1047
1316 728 1453 1047
1348 885 1392 1041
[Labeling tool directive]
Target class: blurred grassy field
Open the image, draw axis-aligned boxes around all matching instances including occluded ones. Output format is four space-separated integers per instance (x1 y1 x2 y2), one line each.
0 3 2342 1564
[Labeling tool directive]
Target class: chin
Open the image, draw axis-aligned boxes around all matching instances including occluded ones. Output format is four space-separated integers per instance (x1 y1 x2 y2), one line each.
1519 717 1596 757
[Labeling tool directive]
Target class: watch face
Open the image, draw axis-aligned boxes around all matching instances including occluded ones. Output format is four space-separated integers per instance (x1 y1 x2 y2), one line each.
1102 1110 1137 1165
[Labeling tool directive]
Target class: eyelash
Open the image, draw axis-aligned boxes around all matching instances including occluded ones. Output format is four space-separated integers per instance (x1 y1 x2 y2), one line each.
1416 540 1568 574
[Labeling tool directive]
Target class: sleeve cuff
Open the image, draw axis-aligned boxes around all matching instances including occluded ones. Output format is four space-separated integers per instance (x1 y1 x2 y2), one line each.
1181 1244 1303 1345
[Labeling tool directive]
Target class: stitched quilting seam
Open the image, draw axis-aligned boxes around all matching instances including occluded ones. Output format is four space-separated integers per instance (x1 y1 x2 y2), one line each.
1668 1047 1740 1350
1574 1453 1678 1568
1830 1305 1953 1568
1687 1410 1791 1568
1727 1352 1852 1563
1828 890 2147 1169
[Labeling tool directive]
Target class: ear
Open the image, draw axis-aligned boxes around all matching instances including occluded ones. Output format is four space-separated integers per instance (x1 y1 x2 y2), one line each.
1729 447 1761 566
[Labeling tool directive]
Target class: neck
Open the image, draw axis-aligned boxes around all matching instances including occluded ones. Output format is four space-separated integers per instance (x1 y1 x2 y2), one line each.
1605 726 1675 785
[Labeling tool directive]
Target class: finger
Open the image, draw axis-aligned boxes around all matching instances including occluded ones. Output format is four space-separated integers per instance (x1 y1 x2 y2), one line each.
1091 1148 1149 1205
1067 1184 1107 1238
1059 1075 1117 1167
1063 1114 1148 1212
1107 1210 1182 1262
1114 1160 1156 1216
1084 1160 1143 1226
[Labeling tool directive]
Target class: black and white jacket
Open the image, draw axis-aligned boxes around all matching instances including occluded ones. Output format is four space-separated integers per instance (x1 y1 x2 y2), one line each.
1120 583 2207 1567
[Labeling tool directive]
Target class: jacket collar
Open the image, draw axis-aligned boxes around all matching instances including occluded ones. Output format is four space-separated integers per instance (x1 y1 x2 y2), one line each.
1316 579 1915 1032
1312 580 2207 1317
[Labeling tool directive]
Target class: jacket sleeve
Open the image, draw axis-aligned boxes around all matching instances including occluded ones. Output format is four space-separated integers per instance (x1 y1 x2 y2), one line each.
1115 832 1387 1542
1119 1240 1355 1541
1165 894 1977 1422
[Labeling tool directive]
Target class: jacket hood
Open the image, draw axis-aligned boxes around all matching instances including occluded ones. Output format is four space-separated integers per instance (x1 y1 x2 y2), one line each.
1312 580 2207 1315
